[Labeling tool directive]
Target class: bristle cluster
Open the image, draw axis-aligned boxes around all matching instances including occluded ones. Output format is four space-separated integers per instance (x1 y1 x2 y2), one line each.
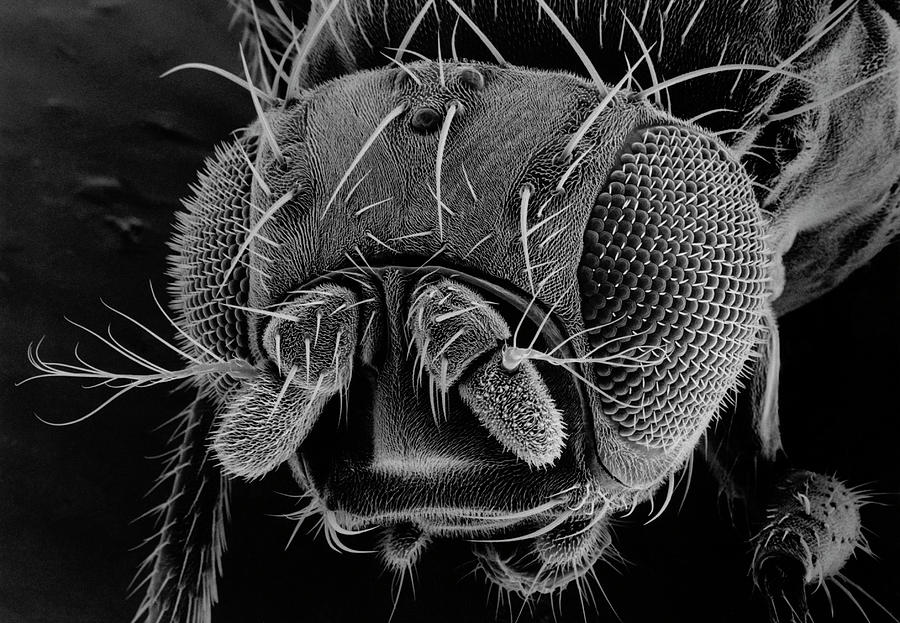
408 278 509 390
379 522 430 571
214 283 363 480
577 125 769 447
262 284 361 392
474 516 612 598
168 140 254 369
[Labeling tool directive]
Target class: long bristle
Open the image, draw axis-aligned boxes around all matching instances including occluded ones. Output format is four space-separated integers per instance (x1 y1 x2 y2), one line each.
249 0 290 90
239 44 282 160
435 103 458 240
535 0 604 91
393 0 435 63
286 0 343 95
756 0 855 85
322 104 406 218
560 51 648 160
638 63 815 100
160 62 274 102
765 65 900 123
444 0 507 65
621 12 663 109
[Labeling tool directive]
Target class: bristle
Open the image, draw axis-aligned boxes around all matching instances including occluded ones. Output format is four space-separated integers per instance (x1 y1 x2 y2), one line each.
444 0 507 65
435 103 458 240
286 0 343 95
535 0 604 90
392 0 435 63
322 104 406 218
159 62 274 102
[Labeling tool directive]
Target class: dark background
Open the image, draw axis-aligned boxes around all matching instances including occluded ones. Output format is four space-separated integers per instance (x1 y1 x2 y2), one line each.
1 1 898 622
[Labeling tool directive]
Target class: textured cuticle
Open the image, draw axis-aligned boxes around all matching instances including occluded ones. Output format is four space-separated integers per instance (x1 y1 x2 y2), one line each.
459 350 566 468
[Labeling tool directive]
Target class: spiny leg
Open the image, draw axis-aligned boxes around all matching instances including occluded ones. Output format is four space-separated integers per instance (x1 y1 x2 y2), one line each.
751 470 886 623
136 393 229 623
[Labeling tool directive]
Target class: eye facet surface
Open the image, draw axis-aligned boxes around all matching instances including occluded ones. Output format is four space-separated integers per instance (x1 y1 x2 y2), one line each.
170 140 255 373
578 125 768 453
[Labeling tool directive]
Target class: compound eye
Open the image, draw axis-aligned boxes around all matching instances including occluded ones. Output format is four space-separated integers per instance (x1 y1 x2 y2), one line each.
577 125 769 450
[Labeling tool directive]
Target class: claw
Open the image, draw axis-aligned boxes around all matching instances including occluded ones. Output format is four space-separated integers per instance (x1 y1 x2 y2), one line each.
757 554 811 622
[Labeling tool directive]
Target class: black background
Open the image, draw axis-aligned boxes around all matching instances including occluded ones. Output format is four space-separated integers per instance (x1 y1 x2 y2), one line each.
1 1 898 622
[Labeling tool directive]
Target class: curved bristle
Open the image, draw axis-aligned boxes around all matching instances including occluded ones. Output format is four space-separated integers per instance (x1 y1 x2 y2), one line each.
262 284 360 393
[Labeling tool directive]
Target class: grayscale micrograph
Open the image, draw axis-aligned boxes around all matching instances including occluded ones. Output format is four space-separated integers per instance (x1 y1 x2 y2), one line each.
3 1 900 622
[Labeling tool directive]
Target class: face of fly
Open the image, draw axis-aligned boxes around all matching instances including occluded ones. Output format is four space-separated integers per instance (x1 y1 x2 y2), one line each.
209 61 770 545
